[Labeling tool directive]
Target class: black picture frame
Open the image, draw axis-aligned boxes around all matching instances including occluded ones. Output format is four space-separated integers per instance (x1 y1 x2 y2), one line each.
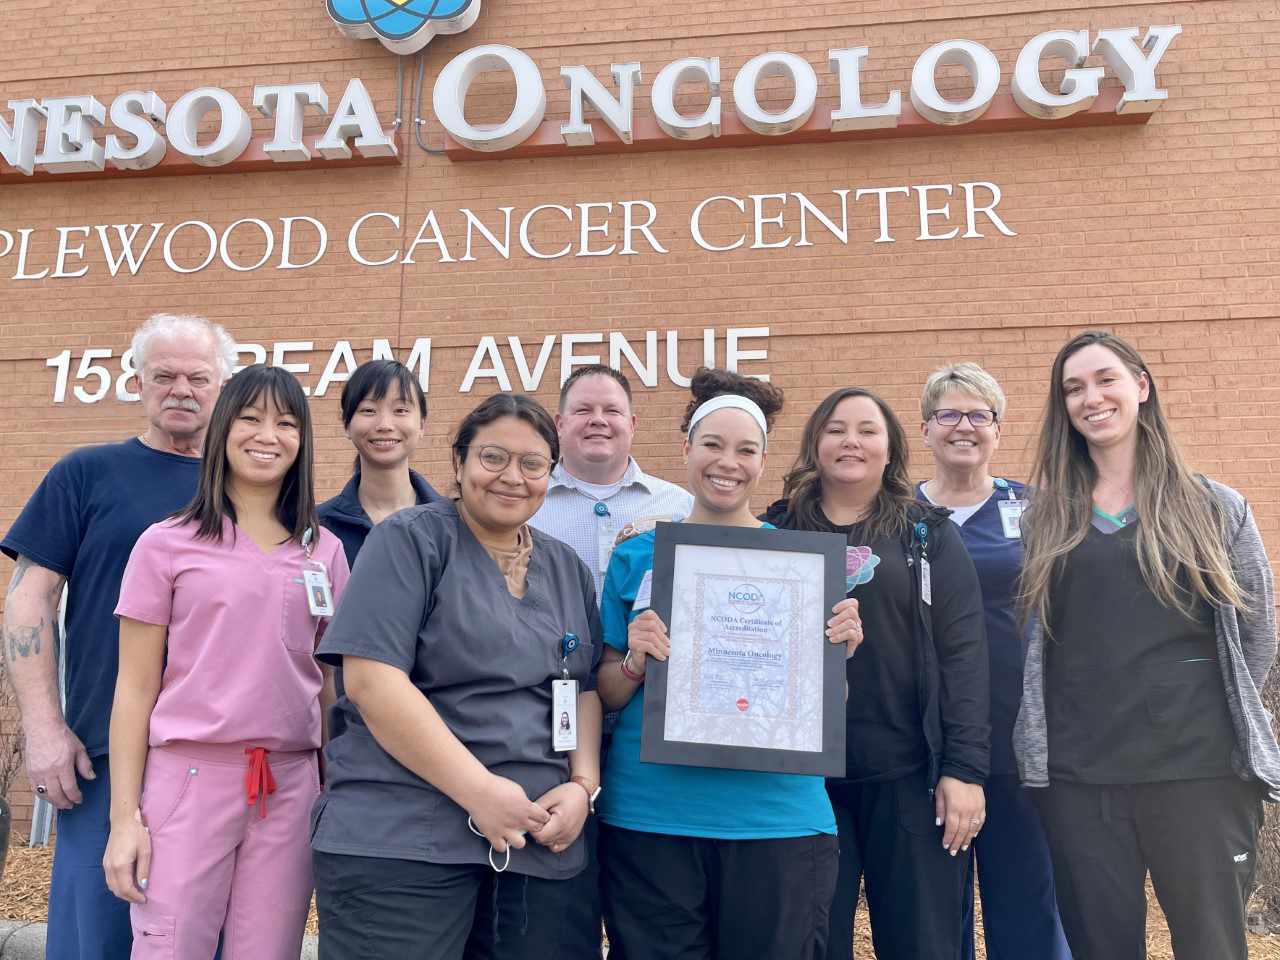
640 521 847 777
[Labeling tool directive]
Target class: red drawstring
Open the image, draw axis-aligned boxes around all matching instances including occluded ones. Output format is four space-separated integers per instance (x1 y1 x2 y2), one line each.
244 747 276 819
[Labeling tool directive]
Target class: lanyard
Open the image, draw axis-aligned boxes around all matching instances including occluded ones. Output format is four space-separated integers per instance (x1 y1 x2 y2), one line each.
560 633 579 681
299 526 335 616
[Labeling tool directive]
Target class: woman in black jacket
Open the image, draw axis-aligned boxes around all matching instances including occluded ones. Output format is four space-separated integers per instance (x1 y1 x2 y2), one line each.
762 386 989 960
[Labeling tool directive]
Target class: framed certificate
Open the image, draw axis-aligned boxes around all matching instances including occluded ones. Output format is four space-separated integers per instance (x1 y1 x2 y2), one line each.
640 522 847 777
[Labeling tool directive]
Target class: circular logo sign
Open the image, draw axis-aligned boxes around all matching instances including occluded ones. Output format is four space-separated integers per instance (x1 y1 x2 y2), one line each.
727 583 765 614
736 698 749 712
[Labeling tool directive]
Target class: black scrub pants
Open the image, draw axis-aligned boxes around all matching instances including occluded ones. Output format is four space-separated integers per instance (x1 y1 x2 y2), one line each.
313 850 603 960
824 768 971 960
1034 776 1264 960
598 824 839 960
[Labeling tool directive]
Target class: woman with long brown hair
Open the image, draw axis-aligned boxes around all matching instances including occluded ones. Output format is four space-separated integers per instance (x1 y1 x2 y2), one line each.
1015 330 1280 959
763 386 988 960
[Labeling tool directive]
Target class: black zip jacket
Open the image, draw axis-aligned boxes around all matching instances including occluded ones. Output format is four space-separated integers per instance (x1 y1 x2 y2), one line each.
762 498 990 788
319 469 444 568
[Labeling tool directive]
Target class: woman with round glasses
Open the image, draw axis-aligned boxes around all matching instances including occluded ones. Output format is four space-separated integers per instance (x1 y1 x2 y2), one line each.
310 393 605 960
917 363 1070 960
1016 332 1279 960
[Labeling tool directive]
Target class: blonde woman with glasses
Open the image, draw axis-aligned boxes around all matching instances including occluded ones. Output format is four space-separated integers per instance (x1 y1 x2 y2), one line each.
918 363 1070 960
1015 331 1280 960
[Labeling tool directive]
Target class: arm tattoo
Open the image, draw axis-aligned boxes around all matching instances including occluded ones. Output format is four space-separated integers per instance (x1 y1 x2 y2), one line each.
7 617 43 660
6 556 33 596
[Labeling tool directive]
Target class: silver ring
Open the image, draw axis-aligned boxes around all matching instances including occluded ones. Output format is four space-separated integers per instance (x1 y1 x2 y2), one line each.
35 785 46 795
969 818 982 825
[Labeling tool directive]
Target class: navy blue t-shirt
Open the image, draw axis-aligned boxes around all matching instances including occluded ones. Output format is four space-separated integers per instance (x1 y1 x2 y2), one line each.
1 439 202 758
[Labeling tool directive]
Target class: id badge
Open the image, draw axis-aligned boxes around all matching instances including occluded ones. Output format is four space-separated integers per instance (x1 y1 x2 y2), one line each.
998 499 1024 539
303 561 335 617
920 556 932 606
633 569 653 613
552 679 579 752
597 522 616 573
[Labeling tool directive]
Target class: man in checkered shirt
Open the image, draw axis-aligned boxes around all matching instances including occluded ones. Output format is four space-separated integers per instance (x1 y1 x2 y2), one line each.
532 364 692 602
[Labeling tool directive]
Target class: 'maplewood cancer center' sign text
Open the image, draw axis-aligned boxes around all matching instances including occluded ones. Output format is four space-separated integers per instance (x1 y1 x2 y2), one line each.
0 181 1016 280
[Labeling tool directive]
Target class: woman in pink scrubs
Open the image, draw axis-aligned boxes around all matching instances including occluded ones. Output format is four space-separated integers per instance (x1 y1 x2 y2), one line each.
103 364 350 959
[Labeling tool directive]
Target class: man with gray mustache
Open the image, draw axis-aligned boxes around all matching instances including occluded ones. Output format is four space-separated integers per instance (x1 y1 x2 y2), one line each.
1 314 235 960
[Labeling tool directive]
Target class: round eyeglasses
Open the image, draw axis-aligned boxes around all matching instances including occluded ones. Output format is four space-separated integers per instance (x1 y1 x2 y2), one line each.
468 444 553 479
931 409 997 428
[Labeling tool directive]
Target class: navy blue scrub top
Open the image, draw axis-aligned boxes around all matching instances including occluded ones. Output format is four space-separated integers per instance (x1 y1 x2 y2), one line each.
917 480 1025 775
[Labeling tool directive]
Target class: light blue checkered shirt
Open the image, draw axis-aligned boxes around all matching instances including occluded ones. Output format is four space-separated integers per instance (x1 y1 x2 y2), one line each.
530 459 693 604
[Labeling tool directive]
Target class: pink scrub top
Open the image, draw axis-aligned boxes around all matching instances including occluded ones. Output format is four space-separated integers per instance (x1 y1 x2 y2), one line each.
115 517 350 752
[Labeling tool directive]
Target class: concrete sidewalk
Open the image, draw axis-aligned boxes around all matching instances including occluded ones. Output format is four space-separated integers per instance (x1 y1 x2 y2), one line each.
0 921 320 958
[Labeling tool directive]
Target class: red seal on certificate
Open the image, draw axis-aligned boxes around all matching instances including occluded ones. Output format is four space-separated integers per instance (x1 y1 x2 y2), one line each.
736 698 749 712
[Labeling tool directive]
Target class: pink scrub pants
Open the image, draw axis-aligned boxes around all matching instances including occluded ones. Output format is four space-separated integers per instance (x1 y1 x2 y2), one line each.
129 741 319 960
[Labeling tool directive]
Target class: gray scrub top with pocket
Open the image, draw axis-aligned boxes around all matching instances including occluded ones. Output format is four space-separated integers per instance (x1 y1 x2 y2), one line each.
311 499 602 880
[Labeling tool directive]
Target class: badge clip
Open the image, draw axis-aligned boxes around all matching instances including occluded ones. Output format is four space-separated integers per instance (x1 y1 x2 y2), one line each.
553 634 580 752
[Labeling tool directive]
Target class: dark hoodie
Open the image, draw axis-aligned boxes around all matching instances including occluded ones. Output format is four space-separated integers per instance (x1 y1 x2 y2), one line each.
318 469 444 568
762 498 990 793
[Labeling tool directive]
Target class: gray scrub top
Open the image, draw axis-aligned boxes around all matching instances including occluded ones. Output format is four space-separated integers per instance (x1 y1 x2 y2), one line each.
312 499 602 879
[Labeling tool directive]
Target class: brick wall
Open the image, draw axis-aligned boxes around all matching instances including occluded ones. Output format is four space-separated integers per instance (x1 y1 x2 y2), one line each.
2 0 1278 833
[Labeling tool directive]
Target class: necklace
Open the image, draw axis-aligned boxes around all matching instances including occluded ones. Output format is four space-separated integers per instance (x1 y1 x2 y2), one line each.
138 433 155 450
1095 474 1134 504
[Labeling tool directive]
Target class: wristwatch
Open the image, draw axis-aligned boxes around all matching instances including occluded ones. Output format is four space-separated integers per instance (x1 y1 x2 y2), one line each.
570 775 601 814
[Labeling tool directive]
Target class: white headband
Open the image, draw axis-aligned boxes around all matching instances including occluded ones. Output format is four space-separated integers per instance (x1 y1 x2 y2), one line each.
687 395 769 448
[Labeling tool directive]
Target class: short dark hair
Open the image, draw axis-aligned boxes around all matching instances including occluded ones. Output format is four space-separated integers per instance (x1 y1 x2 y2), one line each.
558 365 632 412
451 393 559 478
339 360 426 427
173 364 317 544
339 360 427 473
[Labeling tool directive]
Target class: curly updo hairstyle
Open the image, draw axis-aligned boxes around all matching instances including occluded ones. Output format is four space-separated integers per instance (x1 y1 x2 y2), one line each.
679 367 785 437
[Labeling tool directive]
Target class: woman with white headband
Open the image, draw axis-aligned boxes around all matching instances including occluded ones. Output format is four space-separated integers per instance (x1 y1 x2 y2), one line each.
594 368 863 960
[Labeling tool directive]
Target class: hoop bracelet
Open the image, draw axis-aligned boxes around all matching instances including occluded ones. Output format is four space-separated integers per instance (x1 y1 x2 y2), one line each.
619 652 646 683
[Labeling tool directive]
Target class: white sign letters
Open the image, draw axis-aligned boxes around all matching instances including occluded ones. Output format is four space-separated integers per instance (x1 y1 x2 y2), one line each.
0 25 1183 173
